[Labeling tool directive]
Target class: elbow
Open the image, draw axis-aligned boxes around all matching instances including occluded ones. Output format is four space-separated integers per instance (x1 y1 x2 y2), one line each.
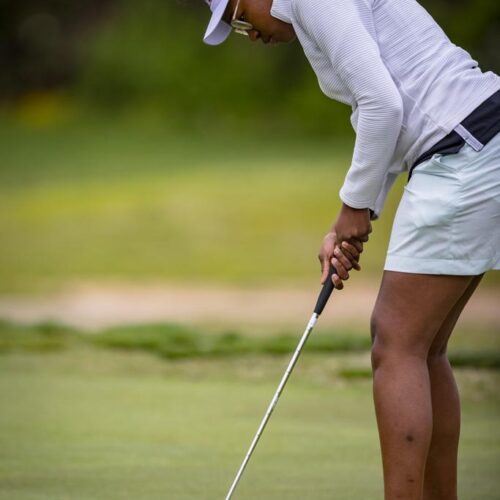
383 92 403 124
359 90 404 126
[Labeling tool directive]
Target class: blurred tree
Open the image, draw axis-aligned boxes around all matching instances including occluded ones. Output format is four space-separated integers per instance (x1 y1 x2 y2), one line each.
1 0 498 135
0 0 114 99
73 0 359 135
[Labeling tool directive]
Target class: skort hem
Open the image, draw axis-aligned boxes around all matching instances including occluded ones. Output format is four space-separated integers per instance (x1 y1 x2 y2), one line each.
384 254 498 276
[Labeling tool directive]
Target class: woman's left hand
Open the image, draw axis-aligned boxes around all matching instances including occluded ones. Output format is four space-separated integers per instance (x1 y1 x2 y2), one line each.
333 203 372 244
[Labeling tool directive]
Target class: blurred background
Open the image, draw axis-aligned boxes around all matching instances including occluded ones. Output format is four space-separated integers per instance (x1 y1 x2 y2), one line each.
0 0 499 498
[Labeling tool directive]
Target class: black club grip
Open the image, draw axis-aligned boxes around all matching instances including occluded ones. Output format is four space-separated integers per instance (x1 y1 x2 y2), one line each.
314 266 337 315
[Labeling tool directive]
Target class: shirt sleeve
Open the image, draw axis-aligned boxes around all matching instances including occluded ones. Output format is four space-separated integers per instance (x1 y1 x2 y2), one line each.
293 0 404 210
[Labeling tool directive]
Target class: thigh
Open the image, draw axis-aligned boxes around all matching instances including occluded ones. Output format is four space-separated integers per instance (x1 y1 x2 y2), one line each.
372 271 476 356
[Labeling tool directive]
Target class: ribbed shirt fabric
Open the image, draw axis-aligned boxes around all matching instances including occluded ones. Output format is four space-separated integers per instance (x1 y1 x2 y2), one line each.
271 0 500 216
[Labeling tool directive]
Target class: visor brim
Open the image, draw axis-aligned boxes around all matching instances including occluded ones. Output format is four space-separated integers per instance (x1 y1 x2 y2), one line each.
203 0 232 45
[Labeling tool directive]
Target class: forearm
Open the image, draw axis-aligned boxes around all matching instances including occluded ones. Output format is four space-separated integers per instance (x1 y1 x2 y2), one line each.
340 97 403 210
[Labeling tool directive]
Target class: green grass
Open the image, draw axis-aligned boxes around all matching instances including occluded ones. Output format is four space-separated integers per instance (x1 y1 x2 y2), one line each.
94 324 372 359
0 320 371 360
1 320 499 370
2 113 499 293
0 113 412 292
0 344 499 499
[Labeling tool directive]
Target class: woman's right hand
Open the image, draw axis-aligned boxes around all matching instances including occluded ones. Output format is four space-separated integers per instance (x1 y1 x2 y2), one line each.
318 232 363 290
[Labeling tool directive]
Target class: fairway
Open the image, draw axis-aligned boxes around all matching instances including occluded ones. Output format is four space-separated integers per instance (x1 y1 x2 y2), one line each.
0 345 499 499
1 116 498 293
0 117 355 292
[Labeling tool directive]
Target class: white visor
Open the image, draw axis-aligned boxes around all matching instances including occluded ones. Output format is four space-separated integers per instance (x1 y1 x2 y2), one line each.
203 0 232 46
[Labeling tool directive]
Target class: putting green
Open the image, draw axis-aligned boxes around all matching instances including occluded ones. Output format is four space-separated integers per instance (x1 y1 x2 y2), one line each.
0 347 499 499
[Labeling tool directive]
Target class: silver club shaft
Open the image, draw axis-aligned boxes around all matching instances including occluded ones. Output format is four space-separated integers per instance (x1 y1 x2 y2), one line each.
225 312 319 500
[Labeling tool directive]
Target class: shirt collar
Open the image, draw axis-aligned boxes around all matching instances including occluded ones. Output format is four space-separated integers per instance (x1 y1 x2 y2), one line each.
271 0 293 24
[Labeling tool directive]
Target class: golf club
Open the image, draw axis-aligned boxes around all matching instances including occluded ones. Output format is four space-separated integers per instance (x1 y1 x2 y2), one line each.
225 266 337 499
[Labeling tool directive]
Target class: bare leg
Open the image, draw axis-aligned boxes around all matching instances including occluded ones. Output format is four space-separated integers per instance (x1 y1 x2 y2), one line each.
370 271 476 500
423 275 483 500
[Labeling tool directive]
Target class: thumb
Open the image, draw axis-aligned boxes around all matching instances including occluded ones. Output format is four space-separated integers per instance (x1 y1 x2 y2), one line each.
320 256 331 284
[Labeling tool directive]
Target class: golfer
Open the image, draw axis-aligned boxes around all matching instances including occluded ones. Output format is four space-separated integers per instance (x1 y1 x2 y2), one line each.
202 0 500 498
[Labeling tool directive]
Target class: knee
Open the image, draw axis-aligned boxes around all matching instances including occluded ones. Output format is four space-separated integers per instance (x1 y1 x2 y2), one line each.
370 307 428 371
370 308 394 371
426 346 449 367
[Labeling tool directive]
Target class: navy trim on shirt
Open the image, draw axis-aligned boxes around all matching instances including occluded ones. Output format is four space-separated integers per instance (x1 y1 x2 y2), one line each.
409 89 500 179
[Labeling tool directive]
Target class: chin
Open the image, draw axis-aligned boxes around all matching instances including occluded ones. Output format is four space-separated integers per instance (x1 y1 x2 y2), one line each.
271 29 295 44
278 34 296 44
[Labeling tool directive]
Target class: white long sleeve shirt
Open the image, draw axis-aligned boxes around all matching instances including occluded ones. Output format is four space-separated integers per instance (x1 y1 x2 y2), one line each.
271 0 500 216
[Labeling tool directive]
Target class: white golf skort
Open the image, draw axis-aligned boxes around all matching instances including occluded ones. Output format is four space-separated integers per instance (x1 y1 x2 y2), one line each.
385 132 500 275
